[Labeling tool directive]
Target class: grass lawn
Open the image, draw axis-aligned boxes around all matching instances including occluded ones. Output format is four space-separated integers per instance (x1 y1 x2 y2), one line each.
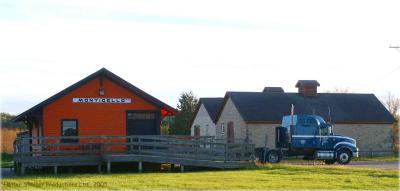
1 153 13 168
1 164 399 190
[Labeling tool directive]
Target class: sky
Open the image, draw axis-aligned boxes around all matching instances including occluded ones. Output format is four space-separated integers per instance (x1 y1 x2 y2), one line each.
1 0 400 115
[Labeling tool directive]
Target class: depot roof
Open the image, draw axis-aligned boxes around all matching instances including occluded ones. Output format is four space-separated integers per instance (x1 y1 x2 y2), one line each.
13 68 177 121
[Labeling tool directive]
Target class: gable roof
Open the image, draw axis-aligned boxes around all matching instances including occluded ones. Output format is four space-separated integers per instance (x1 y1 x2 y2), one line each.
189 97 224 127
13 68 177 121
215 92 395 124
200 98 224 120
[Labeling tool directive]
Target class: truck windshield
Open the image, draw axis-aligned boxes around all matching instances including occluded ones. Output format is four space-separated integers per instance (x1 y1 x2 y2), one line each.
320 124 332 136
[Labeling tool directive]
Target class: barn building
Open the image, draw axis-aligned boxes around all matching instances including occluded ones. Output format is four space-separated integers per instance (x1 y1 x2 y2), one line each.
194 80 395 156
13 68 177 139
189 98 223 137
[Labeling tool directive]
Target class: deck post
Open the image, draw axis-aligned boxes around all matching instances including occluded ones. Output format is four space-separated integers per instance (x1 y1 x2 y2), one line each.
138 161 142 172
98 164 102 173
107 162 111 173
129 137 132 152
138 137 141 154
180 165 184 173
54 165 58 174
21 164 25 175
224 143 228 162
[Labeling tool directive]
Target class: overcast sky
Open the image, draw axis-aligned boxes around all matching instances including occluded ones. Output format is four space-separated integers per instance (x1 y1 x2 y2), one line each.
1 0 400 114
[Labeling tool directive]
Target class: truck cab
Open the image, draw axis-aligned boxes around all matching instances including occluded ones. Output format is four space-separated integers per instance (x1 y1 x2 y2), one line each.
265 115 358 164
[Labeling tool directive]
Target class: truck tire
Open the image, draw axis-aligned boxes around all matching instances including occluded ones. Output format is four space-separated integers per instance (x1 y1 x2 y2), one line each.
324 159 336 165
336 149 352 165
267 150 282 163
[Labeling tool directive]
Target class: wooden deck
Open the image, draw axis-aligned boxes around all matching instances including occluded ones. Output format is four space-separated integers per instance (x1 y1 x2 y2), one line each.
13 135 255 174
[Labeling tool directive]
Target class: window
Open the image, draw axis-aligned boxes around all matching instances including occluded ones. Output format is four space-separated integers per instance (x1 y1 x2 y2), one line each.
61 120 78 143
297 116 318 126
221 123 225 135
320 124 332 136
295 125 317 135
127 113 155 120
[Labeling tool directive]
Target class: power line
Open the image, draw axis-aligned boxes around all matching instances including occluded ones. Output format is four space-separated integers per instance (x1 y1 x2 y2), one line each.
386 45 400 75
356 46 400 92
389 45 400 53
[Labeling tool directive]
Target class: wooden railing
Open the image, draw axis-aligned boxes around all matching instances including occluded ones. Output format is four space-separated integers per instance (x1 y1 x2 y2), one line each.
14 135 255 162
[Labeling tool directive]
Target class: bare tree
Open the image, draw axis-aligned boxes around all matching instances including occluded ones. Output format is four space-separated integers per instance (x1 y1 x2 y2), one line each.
381 92 400 152
325 87 351 93
381 92 400 118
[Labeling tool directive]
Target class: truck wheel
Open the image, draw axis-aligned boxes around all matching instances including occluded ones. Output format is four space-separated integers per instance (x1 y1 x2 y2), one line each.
267 150 282 163
324 159 336 165
336 149 352 165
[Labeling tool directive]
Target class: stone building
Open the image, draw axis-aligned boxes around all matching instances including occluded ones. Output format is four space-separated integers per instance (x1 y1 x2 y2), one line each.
197 80 395 156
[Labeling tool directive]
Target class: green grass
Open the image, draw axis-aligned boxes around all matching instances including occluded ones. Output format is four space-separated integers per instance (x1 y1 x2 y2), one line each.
1 153 13 168
1 164 399 190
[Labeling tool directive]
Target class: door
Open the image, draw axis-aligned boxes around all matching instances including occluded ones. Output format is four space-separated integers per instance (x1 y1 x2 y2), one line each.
126 111 159 152
227 121 234 143
194 125 200 136
319 124 334 150
126 111 159 135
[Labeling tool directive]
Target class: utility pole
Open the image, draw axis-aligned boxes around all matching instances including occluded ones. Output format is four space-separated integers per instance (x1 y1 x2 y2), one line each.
389 45 400 53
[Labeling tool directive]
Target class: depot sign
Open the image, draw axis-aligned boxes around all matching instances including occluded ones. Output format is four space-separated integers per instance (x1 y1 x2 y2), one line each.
72 98 131 104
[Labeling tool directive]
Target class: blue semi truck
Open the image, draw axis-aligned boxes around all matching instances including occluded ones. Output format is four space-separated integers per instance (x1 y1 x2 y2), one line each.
259 114 359 165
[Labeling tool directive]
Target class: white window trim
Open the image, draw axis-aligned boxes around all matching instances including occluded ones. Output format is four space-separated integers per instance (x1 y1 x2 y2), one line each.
221 123 225 135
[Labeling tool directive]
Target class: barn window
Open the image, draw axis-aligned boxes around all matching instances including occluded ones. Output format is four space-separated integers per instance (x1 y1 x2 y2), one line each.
61 120 78 143
127 113 155 120
221 123 225 135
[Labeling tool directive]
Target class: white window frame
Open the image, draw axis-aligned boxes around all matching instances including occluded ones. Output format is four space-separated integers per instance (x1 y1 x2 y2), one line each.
221 123 225 135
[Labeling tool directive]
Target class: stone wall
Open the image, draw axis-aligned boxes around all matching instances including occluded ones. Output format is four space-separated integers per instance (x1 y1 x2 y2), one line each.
334 124 393 156
215 98 247 140
247 123 279 148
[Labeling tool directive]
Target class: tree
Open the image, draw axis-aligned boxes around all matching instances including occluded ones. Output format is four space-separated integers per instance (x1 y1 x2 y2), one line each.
1 112 26 128
169 91 198 135
381 92 400 117
380 92 400 152
160 116 173 135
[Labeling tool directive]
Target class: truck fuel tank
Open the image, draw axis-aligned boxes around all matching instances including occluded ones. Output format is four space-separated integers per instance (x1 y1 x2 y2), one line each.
316 151 334 159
